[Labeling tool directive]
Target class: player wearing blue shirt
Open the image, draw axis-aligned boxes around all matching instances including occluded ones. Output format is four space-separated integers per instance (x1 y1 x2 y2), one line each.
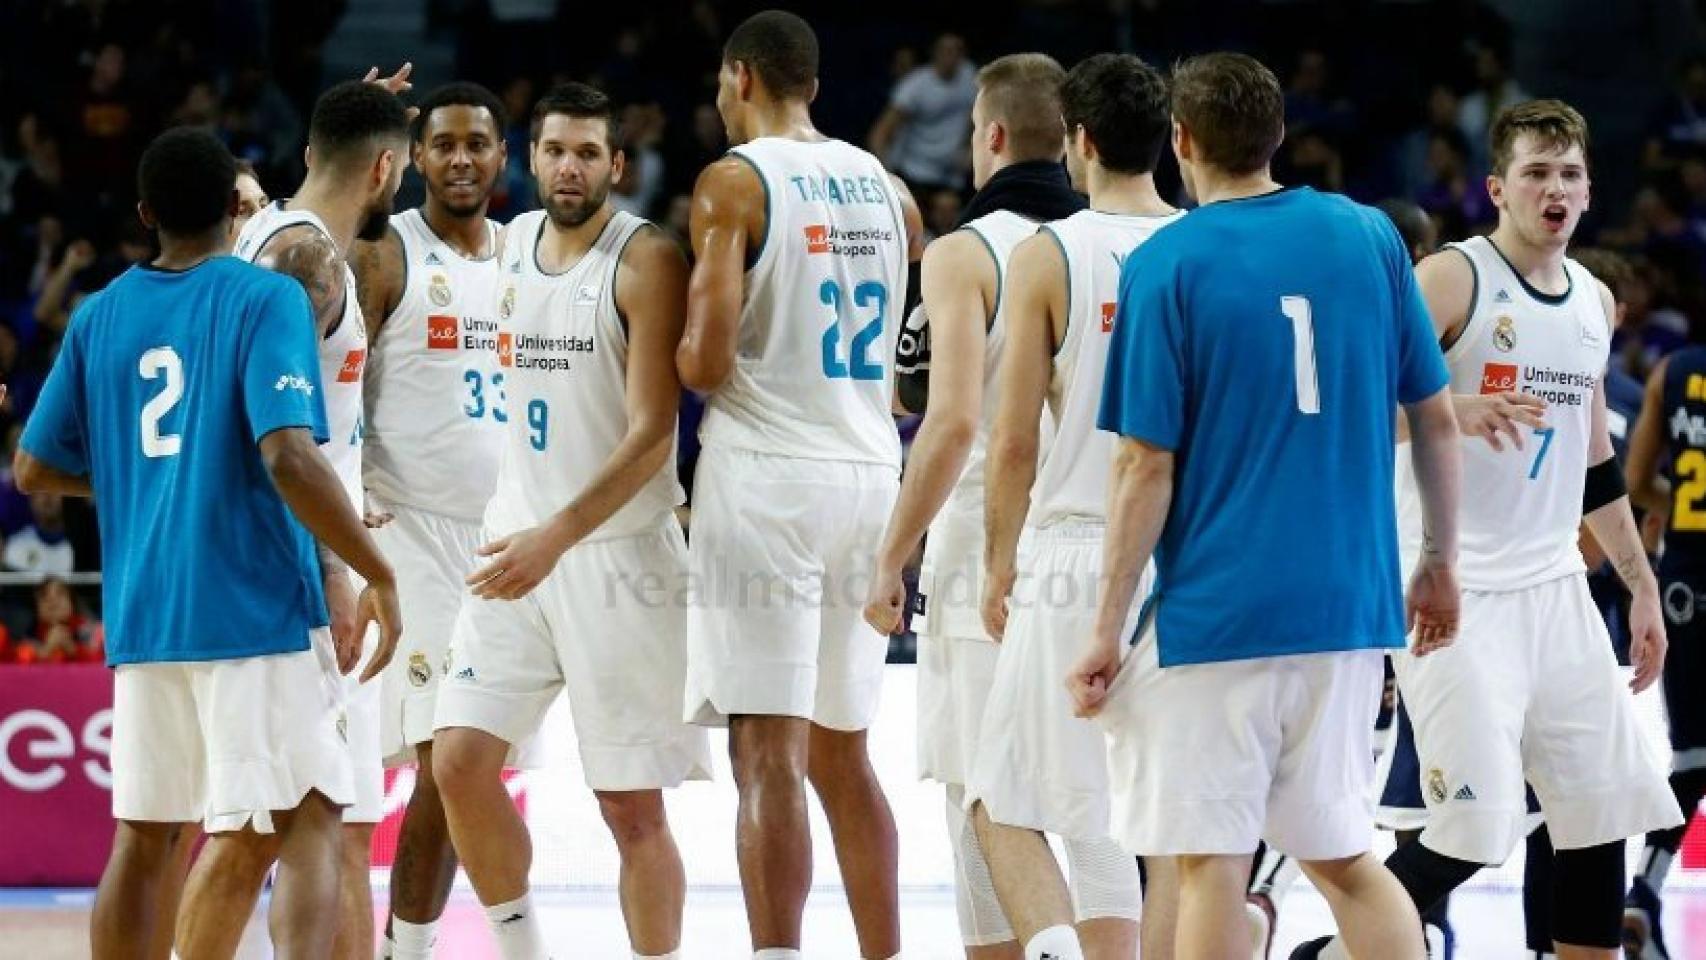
15 128 401 960
1063 54 1463 960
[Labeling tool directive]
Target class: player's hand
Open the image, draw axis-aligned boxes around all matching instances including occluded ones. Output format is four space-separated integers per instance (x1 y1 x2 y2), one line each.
863 562 907 636
324 568 361 674
1628 588 1667 693
363 63 419 122
63 239 96 272
1454 392 1547 452
1066 637 1121 718
981 563 1016 642
466 523 569 600
1405 556 1460 655
356 576 402 684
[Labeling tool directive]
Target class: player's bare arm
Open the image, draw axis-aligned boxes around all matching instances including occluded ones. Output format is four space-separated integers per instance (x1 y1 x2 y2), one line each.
13 449 92 497
1626 356 1673 517
862 231 995 635
1403 386 1463 654
1414 248 1548 450
1582 282 1666 693
468 227 688 601
678 157 764 392
256 225 350 338
889 173 925 264
980 232 1063 640
350 224 405 337
259 425 401 681
1068 436 1173 718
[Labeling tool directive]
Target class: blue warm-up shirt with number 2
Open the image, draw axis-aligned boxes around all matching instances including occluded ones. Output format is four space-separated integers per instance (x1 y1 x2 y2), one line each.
1099 187 1449 667
20 256 331 665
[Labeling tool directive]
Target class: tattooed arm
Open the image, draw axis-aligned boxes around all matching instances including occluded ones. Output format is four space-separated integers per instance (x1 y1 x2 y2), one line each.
256 224 348 339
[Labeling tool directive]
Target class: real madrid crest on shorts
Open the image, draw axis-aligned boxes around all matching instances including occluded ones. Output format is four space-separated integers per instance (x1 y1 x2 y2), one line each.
1492 315 1516 352
429 273 453 307
500 284 516 320
1427 767 1448 804
408 651 432 687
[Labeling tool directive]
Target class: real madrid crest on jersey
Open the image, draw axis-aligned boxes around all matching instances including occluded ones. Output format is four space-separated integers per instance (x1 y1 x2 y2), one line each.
428 272 453 307
408 652 432 687
1427 767 1448 804
500 284 516 320
1492 315 1516 352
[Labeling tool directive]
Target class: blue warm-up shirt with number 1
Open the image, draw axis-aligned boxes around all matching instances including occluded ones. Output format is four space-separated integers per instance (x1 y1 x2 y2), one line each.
20 256 331 665
1098 187 1449 667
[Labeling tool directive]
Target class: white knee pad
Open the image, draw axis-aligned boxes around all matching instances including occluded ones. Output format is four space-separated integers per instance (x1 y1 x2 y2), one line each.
945 785 1014 946
1064 835 1142 923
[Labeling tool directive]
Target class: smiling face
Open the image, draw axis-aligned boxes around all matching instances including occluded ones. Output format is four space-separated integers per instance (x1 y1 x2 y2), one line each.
415 104 505 218
531 113 623 228
1489 131 1590 249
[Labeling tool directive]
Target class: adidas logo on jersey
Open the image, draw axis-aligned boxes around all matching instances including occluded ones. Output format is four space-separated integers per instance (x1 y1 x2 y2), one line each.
455 666 475 681
1453 784 1476 801
425 251 444 266
1494 289 1513 304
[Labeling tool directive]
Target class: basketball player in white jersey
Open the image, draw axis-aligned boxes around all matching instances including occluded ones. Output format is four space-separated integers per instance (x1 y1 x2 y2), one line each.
432 81 712 960
861 51 1116 960
231 159 270 245
676 11 921 959
1298 100 1684 960
966 53 1181 960
348 80 512 960
179 77 412 960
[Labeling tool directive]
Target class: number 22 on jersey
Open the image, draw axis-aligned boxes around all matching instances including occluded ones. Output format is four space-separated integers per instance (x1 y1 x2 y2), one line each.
821 279 887 381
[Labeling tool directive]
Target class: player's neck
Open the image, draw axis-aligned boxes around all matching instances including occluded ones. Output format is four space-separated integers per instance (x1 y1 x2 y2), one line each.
744 102 822 143
1191 167 1281 206
1088 169 1173 218
154 230 226 270
286 179 362 254
420 197 492 258
537 202 616 271
1488 221 1569 291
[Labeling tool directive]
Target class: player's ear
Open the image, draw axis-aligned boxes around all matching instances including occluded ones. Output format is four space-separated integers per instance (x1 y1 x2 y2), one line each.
1485 172 1504 209
1170 119 1189 163
375 148 396 192
806 77 819 105
135 200 158 230
735 61 754 102
610 147 626 186
988 120 1006 158
303 144 313 171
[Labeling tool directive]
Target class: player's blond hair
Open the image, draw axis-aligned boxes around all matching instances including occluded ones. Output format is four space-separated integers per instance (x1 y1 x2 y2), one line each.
976 53 1068 163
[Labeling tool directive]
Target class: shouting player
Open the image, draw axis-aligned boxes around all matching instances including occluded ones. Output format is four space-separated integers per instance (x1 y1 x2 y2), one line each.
1301 99 1684 960
677 10 920 959
432 81 711 960
349 80 512 960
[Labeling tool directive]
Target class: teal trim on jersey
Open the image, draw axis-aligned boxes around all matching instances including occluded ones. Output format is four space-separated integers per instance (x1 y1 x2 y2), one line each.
531 210 620 278
1487 235 1572 306
1042 224 1071 357
1440 244 1478 352
727 150 770 273
960 225 1003 332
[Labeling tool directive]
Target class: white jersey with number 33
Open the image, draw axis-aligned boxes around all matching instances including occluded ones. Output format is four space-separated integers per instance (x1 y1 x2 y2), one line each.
699 138 910 469
1397 235 1611 591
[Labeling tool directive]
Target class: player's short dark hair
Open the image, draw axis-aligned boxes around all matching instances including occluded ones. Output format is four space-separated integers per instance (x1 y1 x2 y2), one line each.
137 126 236 235
1489 98 1588 178
723 10 819 102
1170 52 1286 176
976 53 1067 163
308 80 411 165
530 81 622 150
412 81 507 143
1376 198 1432 255
1062 53 1169 175
1573 247 1634 303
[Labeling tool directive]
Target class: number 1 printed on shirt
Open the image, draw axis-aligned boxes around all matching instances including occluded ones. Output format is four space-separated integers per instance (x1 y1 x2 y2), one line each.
1280 296 1320 415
